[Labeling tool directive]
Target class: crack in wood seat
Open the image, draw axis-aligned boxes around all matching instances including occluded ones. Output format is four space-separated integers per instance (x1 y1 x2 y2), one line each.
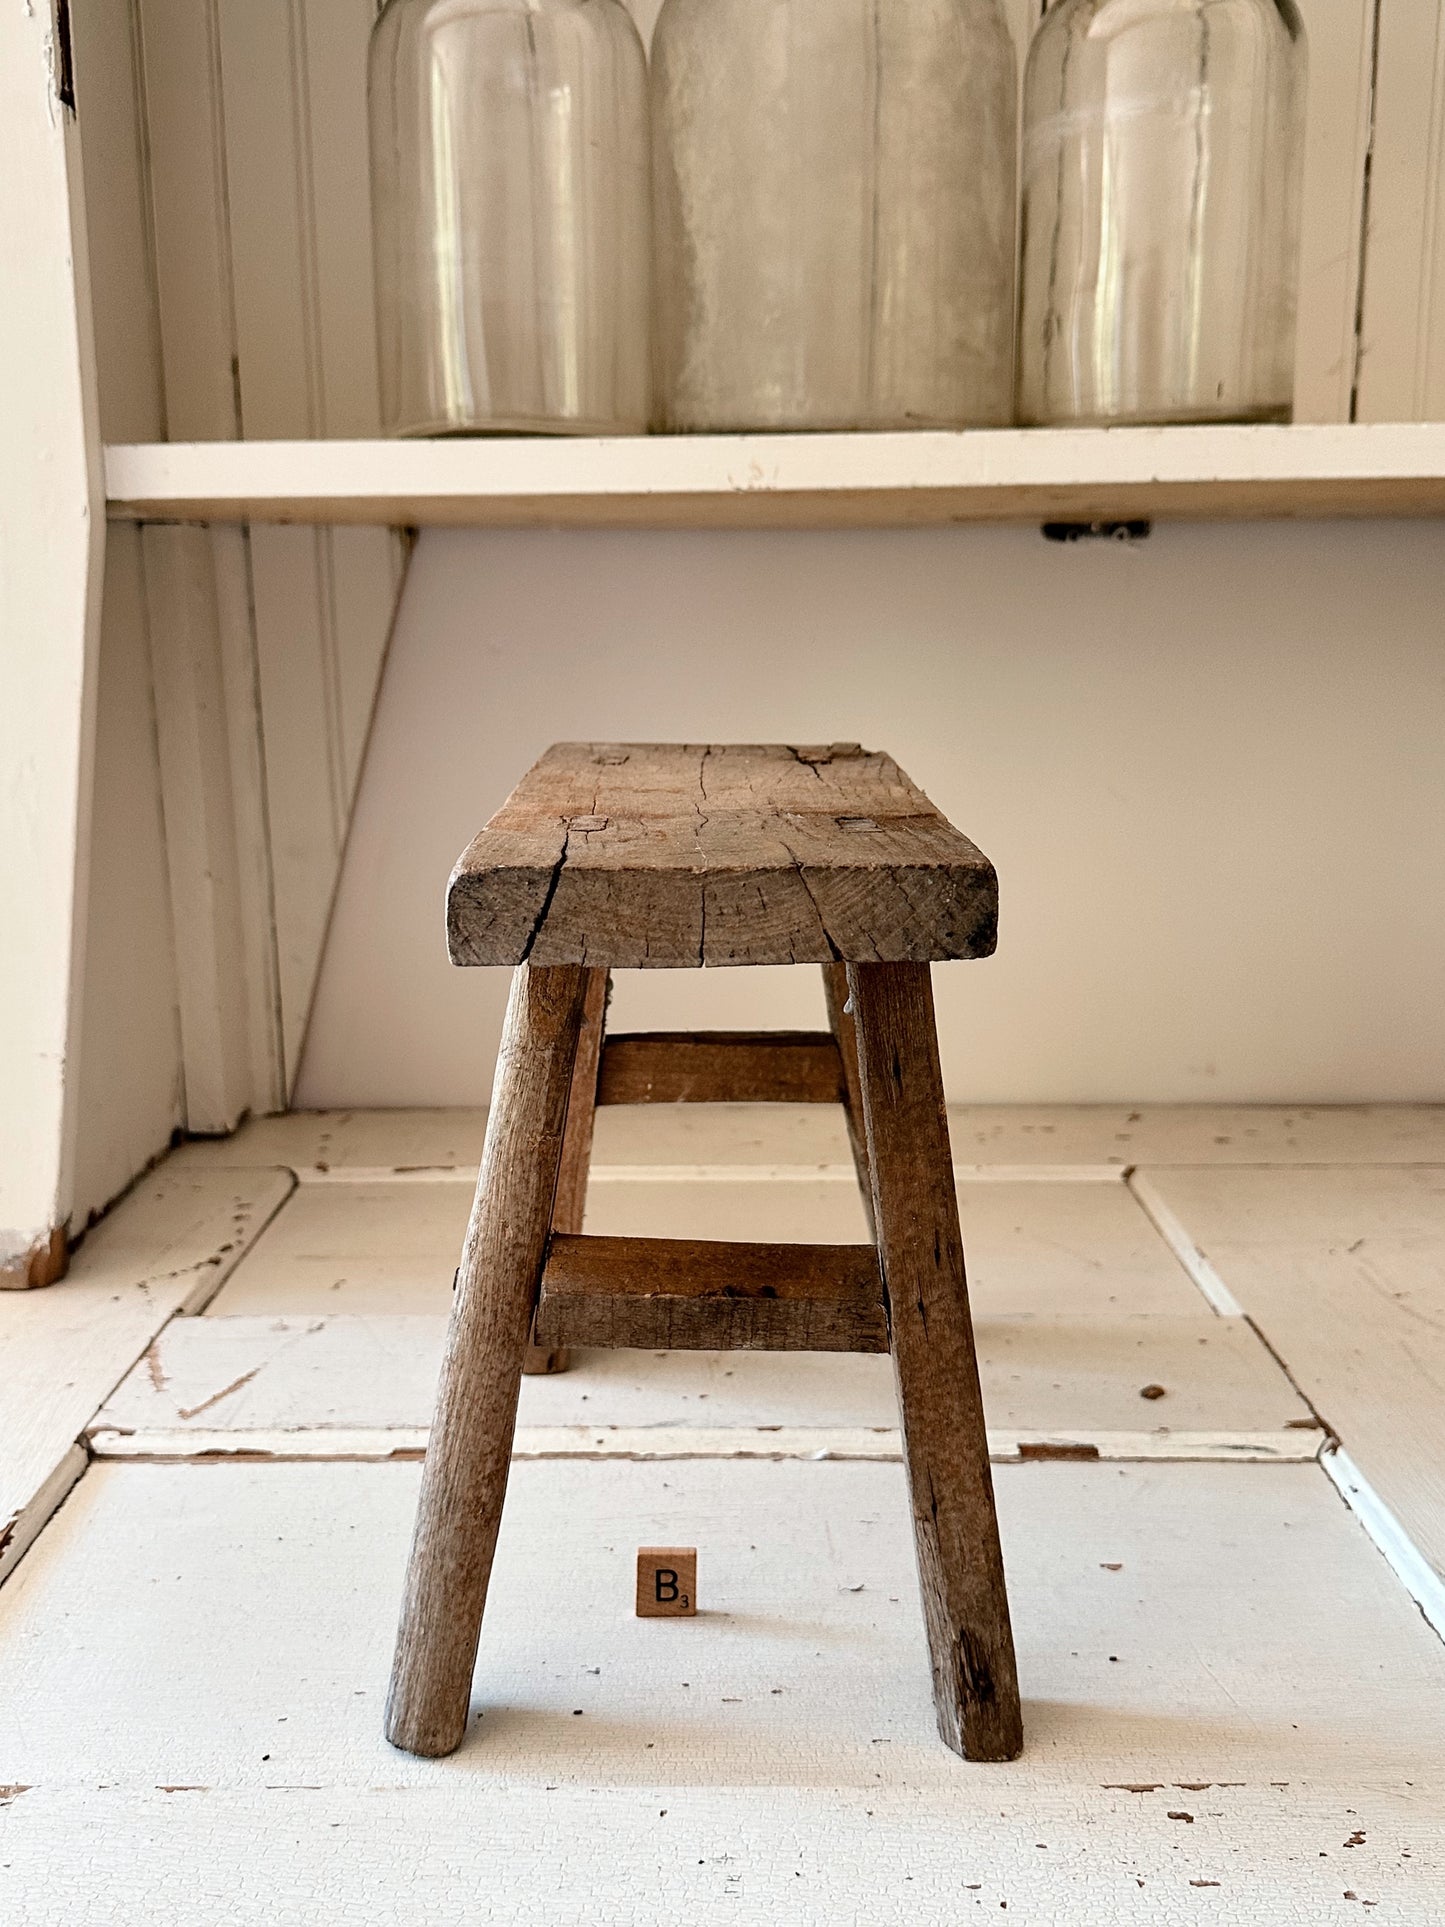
447 741 998 968
387 745 1021 1773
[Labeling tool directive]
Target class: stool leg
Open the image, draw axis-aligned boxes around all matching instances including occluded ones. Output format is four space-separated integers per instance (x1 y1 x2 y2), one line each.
847 961 1022 1763
821 962 874 1239
386 964 591 1757
525 966 610 1374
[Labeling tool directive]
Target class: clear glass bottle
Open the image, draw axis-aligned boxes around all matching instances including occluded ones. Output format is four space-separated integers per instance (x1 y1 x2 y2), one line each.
369 0 651 436
651 0 1018 433
1017 0 1307 427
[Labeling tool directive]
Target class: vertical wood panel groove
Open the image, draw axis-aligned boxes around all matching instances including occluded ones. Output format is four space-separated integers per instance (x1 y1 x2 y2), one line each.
290 0 326 435
1352 0 1445 420
1347 0 1383 424
122 0 170 440
1409 9 1445 413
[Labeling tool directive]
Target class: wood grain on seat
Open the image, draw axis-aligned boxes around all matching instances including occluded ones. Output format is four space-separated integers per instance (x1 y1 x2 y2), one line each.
447 742 998 968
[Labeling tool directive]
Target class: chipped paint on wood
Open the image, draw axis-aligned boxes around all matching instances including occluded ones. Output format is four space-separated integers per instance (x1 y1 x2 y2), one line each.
0 1169 292 1589
0 1225 69 1292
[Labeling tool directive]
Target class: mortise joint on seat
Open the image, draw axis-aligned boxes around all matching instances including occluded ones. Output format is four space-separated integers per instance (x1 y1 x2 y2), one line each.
534 1232 889 1352
596 1031 846 1105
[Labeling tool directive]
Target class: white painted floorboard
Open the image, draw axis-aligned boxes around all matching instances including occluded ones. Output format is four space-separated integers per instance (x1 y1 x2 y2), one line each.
1138 1165 1445 1595
6 1109 1445 1920
204 1174 1211 1319
2 1459 1441 1790
2 1781 1437 1926
0 1459 1441 1922
0 1168 292 1582
170 1101 1445 1176
89 1311 1318 1463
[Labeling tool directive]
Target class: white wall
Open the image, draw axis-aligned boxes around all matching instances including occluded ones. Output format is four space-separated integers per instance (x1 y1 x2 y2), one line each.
296 516 1445 1109
69 530 184 1226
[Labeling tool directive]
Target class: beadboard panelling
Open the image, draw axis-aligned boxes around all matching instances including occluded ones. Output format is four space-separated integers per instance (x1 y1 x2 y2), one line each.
248 530 349 1079
134 0 240 443
210 0 403 1088
142 527 252 1130
215 0 385 441
1355 2 1445 421
70 0 166 446
1291 0 1379 422
211 529 289 1116
126 0 403 1106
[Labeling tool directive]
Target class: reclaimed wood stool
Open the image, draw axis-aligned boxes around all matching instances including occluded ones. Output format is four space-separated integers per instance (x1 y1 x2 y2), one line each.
386 742 1021 1763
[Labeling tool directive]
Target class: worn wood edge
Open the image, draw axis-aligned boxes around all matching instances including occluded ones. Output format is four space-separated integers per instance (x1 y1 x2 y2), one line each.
527 967 610 1375
824 961 875 1238
448 871 999 970
848 959 1021 1761
536 1231 888 1352
82 1424 1323 1464
0 1445 87 1585
597 1032 846 1105
1127 1173 1249 1316
0 1225 70 1291
175 1182 300 1316
386 965 590 1757
540 1230 884 1298
448 747 998 969
532 1311 890 1354
1323 1444 1445 1641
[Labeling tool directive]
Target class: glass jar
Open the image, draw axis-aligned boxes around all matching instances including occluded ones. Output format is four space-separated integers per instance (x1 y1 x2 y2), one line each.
1017 0 1307 427
369 0 651 436
651 0 1018 432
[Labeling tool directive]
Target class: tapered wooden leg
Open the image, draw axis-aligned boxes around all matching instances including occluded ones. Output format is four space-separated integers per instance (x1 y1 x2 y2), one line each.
524 967 610 1374
386 964 590 1758
821 962 874 1239
847 961 1022 1763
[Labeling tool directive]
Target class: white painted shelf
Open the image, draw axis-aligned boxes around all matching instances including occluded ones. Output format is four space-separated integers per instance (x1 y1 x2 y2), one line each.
105 421 1445 530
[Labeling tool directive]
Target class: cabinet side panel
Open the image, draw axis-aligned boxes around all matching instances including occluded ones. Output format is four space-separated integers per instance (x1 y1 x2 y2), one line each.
71 530 185 1224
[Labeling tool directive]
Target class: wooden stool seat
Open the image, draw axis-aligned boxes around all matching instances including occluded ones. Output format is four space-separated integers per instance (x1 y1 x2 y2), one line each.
386 743 1022 1768
447 740 998 967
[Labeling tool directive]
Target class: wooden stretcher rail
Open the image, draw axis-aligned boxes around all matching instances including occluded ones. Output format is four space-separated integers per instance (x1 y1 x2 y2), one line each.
534 1232 888 1352
596 1031 846 1105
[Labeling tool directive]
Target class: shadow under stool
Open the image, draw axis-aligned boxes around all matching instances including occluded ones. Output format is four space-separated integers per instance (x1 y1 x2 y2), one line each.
385 741 1022 1764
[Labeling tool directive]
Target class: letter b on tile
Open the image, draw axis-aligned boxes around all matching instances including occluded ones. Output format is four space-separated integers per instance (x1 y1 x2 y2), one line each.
636 1547 697 1617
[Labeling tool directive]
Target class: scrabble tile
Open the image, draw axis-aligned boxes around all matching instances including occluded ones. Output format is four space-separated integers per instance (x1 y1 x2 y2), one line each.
636 1546 697 1618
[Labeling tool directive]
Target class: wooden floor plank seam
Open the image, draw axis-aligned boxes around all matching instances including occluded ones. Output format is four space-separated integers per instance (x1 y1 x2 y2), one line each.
1125 1172 1247 1316
0 1170 297 1593
84 1423 1326 1466
1322 1446 1445 1643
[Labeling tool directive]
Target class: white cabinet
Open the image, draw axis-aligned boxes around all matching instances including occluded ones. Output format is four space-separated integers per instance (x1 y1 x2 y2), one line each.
5 0 1445 1279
